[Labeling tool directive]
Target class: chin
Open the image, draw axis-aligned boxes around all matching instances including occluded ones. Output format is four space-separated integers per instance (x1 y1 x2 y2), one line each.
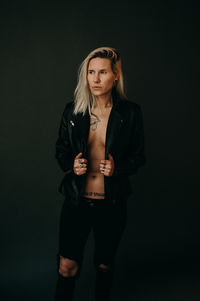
92 91 105 97
91 90 112 97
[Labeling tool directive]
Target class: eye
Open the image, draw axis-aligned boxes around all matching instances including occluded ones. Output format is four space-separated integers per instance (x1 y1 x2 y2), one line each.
88 70 94 74
100 70 107 74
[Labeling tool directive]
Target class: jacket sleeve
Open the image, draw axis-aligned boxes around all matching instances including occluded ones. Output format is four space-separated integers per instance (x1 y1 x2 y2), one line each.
55 104 74 174
113 104 146 177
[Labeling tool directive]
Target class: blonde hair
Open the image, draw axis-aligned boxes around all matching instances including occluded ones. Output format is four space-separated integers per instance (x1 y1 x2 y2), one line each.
73 46 127 115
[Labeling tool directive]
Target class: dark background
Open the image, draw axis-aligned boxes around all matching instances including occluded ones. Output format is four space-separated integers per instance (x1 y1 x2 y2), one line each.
1 0 200 300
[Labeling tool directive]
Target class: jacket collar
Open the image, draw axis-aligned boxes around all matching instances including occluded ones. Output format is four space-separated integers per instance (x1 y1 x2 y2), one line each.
111 88 122 113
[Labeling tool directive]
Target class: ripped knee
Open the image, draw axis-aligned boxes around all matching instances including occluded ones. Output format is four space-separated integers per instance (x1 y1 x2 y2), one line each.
58 255 79 278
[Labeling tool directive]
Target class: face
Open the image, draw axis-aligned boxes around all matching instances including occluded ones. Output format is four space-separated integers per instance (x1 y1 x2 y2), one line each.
87 57 118 97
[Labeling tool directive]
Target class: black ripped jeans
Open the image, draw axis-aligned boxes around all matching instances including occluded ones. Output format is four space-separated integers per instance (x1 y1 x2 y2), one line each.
55 196 127 300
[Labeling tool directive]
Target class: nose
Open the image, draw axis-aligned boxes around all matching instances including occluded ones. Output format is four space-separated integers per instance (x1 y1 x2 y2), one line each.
94 73 100 83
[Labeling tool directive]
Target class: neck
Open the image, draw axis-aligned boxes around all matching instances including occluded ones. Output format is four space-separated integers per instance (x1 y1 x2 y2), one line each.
94 93 113 109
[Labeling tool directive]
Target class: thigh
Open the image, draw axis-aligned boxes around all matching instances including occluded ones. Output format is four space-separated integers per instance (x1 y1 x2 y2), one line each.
58 200 92 266
92 199 127 266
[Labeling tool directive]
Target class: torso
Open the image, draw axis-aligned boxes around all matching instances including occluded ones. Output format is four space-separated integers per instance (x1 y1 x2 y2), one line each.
82 105 112 199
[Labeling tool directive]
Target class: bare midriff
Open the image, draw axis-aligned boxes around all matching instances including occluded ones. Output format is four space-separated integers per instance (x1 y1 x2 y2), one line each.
82 152 105 199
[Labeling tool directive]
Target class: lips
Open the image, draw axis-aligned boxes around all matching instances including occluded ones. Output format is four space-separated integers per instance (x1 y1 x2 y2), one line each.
92 86 102 88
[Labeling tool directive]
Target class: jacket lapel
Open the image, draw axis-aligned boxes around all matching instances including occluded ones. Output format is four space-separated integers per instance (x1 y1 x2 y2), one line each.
69 92 125 158
70 109 90 156
105 107 123 159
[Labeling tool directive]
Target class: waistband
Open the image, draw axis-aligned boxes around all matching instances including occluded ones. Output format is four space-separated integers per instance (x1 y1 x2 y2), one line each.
80 196 106 202
80 196 108 207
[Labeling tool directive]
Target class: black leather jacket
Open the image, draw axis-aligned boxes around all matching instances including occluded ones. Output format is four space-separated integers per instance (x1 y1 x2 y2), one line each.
55 92 145 206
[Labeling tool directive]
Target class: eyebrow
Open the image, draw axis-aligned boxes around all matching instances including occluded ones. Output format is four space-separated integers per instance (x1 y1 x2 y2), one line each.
88 68 108 71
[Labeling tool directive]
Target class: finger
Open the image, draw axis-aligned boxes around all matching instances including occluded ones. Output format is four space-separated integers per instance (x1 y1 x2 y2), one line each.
108 153 114 161
76 165 87 171
75 167 87 175
100 160 107 164
100 166 107 172
75 152 83 159
102 169 111 176
104 170 112 176
75 158 87 165
100 164 105 172
100 165 110 172
74 166 79 173
100 163 106 168
101 160 112 166
100 161 109 166
79 163 87 168
74 161 80 168
81 158 88 163
78 168 87 175
100 163 111 169
77 158 88 164
75 159 81 165
103 169 109 176
101 156 113 163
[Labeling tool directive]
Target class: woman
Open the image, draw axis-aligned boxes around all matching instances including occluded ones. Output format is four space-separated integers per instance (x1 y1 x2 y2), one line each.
55 46 145 300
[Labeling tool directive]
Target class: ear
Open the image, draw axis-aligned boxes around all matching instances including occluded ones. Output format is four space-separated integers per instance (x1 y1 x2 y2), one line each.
114 71 120 81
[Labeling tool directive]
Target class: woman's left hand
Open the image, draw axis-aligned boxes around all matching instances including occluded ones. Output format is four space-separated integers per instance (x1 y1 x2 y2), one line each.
100 153 115 176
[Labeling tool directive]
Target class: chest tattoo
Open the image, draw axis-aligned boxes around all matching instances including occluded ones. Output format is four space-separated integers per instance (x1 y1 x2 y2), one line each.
90 112 100 131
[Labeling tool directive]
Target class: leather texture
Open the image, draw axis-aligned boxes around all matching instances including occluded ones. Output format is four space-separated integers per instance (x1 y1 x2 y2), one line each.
55 90 146 206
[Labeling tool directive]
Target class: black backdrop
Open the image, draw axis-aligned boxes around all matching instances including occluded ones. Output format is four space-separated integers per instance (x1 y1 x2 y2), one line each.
1 0 200 300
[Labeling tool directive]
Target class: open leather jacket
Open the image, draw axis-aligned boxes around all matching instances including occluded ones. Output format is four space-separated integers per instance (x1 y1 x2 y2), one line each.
55 91 146 206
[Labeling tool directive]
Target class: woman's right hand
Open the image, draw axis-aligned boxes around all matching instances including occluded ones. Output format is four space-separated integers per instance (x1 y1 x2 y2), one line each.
73 152 87 175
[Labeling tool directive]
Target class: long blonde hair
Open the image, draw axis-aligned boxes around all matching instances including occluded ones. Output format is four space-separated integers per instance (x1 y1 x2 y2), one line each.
74 46 127 115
